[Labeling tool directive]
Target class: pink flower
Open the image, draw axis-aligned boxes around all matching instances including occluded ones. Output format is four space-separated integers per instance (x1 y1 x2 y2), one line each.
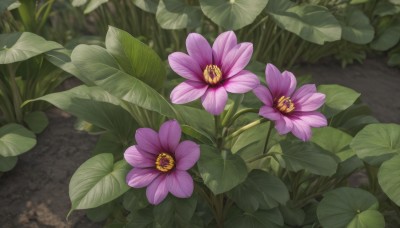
253 64 327 141
168 31 260 115
124 120 200 205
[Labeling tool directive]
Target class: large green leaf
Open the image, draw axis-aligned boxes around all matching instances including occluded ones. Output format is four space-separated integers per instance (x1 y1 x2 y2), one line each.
156 0 201 29
267 3 341 45
72 0 109 14
378 155 400 206
105 26 165 90
0 32 61 64
275 140 338 176
0 123 36 157
71 44 177 118
0 155 18 172
225 207 283 228
133 0 159 14
153 195 197 227
311 127 353 161
317 187 384 228
227 170 289 212
123 188 149 212
198 145 248 194
351 123 400 165
340 8 374 44
200 0 269 30
0 0 16 13
23 111 49 134
174 105 215 136
31 85 137 142
69 153 130 212
317 84 360 118
370 25 400 51
373 1 400 16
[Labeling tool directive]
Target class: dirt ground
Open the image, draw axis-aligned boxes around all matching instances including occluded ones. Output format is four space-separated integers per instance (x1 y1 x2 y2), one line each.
0 59 399 227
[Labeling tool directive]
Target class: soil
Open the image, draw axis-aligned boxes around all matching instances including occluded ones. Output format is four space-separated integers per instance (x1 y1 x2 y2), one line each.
0 59 398 227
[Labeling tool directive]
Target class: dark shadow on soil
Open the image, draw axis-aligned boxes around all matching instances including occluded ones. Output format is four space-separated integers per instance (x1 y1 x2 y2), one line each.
0 59 398 227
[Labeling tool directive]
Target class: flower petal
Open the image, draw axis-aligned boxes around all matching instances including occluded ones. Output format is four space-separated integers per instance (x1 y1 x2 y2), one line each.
296 93 325 112
222 43 253 78
223 70 260 94
175 140 200 170
146 175 169 205
159 120 181 152
124 145 155 168
282 71 297 96
253 85 273 106
135 128 161 154
126 168 160 188
212 31 237 66
265 63 283 97
259 106 281 121
186 33 212 69
201 86 228 115
170 80 208 104
167 171 194 198
296 111 327 128
275 116 294 135
291 118 312 141
292 84 317 104
168 52 202 81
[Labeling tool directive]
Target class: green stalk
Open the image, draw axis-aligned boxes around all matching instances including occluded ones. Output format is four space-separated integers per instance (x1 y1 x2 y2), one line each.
225 108 259 127
7 64 23 123
224 118 266 142
36 0 55 33
262 122 274 154
221 94 243 127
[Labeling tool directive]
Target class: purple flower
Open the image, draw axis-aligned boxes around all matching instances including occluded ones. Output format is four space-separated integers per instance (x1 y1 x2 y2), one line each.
253 64 327 141
124 120 200 205
168 31 259 115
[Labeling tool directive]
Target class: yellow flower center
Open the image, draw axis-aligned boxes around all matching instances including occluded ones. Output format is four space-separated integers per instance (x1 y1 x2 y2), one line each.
155 152 175 172
275 96 295 114
203 64 222 85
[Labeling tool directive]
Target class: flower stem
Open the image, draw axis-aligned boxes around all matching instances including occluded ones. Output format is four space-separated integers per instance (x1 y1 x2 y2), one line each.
224 118 266 142
262 122 274 154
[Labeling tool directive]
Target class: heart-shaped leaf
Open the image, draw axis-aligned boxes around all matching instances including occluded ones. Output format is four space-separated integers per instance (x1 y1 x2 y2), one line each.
311 127 353 161
69 153 130 213
0 32 61 64
351 123 400 165
105 26 166 90
317 187 384 228
23 111 49 134
0 123 36 157
133 0 159 14
225 207 283 228
200 0 269 30
156 0 201 29
370 25 400 51
198 145 248 194
378 155 400 206
339 8 374 44
267 3 341 45
317 84 360 118
0 155 18 172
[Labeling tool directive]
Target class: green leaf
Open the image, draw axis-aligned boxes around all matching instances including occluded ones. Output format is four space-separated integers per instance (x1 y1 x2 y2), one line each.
105 26 166 90
340 8 374 44
181 125 214 144
347 210 385 228
350 0 369 4
72 0 87 7
86 202 114 222
388 53 400 67
127 208 154 228
267 3 341 45
123 188 149 212
69 153 130 212
198 145 248 194
153 195 197 227
227 170 289 212
351 123 400 166
77 0 108 14
276 140 338 176
0 0 16 13
0 123 36 157
378 155 400 206
71 44 177 118
0 155 18 172
30 85 137 142
133 0 159 14
370 25 400 51
92 133 125 158
0 32 62 64
225 207 283 228
317 187 383 228
279 204 305 226
174 105 215 136
200 0 269 30
156 0 201 29
23 111 49 134
373 1 400 16
317 84 361 118
311 127 353 161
